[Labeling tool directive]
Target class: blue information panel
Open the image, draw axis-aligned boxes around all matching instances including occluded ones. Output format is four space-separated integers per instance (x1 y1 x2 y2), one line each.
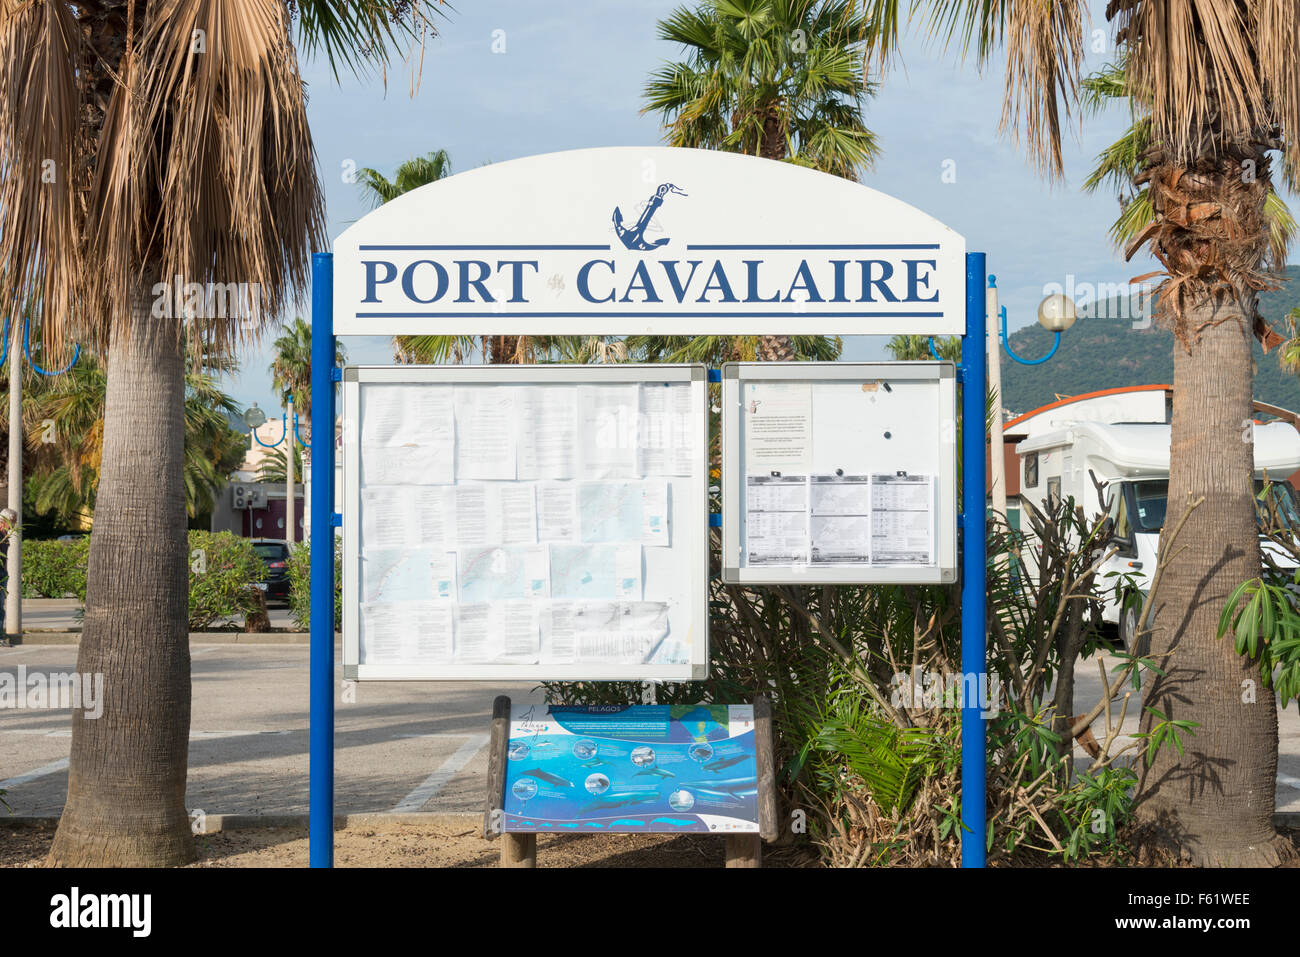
503 704 759 833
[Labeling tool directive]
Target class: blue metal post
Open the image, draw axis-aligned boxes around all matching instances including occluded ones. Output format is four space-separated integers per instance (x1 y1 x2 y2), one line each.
309 252 335 868
960 251 988 868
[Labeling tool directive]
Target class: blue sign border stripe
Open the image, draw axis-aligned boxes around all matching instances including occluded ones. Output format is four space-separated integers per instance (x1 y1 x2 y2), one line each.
684 243 942 250
354 311 947 318
358 244 612 250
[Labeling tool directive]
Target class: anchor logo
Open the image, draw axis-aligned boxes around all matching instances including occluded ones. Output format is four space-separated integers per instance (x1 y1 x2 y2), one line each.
612 182 688 251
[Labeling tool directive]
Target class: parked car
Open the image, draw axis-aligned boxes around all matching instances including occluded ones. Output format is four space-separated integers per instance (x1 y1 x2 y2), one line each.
250 539 292 602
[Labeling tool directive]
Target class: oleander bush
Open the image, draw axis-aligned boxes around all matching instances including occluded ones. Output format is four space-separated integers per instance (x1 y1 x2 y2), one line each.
186 531 265 630
287 537 343 631
22 537 91 600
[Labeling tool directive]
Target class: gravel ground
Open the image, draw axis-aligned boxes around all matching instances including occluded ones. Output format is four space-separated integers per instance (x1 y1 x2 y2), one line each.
0 819 814 868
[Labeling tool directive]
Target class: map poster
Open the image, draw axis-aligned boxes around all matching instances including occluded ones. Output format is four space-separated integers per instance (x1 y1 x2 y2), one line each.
502 704 759 833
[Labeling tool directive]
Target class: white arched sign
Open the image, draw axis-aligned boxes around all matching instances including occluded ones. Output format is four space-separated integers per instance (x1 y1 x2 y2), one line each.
333 147 965 336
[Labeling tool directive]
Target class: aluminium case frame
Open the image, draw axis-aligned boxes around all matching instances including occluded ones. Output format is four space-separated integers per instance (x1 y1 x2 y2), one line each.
720 361 958 585
340 362 712 681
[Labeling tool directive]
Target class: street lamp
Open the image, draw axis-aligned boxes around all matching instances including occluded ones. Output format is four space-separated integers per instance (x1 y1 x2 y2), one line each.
1 318 80 641
251 399 309 543
985 281 1079 545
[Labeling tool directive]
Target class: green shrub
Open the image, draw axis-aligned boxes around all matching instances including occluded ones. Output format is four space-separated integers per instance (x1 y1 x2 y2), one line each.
187 531 264 630
287 537 342 632
21 538 90 600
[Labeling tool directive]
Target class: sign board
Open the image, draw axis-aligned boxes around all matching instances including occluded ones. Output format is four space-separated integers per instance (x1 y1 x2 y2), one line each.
502 704 760 834
341 364 710 680
721 362 958 584
332 147 966 337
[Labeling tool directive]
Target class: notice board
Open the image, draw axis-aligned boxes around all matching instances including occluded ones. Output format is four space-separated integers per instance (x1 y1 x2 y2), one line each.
501 704 760 834
721 362 957 585
341 364 710 680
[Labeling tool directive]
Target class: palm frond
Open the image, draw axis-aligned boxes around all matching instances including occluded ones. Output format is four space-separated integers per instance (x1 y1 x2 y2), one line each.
0 0 84 356
87 0 326 357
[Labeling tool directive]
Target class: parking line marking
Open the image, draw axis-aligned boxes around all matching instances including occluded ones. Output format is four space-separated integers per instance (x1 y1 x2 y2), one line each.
391 734 490 813
0 758 69 789
1279 774 1300 791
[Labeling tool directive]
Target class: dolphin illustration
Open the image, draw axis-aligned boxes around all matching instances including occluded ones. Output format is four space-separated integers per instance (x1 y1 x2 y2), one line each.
703 754 750 773
613 183 687 251
634 767 676 779
521 768 572 787
582 793 659 813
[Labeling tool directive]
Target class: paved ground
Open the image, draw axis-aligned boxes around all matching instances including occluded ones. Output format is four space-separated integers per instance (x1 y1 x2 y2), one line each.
17 597 297 632
2 639 1299 818
0 642 544 817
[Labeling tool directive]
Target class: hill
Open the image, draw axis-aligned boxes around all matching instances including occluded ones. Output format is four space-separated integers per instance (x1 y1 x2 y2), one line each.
1000 265 1300 417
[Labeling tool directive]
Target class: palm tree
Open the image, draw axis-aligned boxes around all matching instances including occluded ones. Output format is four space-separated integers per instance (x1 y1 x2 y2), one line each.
354 151 478 363
256 443 306 485
14 353 245 521
0 0 439 866
357 149 453 207
644 0 876 363
863 0 1300 865
269 316 347 430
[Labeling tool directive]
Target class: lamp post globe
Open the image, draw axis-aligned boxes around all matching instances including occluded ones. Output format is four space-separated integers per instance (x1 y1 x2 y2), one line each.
1037 293 1078 333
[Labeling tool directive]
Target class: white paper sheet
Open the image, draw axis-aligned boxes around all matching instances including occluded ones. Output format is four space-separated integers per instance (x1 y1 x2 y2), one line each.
743 382 812 475
550 543 642 600
457 545 550 602
454 603 502 662
362 443 454 486
638 382 695 476
745 475 809 565
362 384 454 449
496 485 538 545
572 601 669 663
871 473 933 565
577 480 670 547
540 601 577 662
455 387 517 480
500 601 541 661
517 387 579 479
536 484 580 542
360 385 455 485
579 384 638 478
809 474 872 563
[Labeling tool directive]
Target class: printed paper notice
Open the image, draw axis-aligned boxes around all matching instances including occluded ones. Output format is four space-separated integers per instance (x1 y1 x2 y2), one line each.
579 384 638 478
743 382 811 475
517 387 579 479
638 382 695 476
809 474 872 564
537 484 579 542
871 473 933 565
577 480 670 547
455 387 517 480
550 543 642 600
362 548 456 603
457 545 549 602
745 475 808 565
453 602 539 663
361 385 454 485
361 600 454 664
572 601 670 664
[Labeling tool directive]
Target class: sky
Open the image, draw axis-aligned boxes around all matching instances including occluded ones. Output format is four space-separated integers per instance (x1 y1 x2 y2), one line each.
219 0 1298 418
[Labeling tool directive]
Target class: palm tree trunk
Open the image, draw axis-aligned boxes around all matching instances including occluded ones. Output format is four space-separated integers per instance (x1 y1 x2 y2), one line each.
1136 290 1282 866
487 335 523 364
755 104 795 363
49 278 194 866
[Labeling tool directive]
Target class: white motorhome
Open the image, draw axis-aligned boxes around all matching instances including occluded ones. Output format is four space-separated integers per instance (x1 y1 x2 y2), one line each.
1010 388 1300 647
